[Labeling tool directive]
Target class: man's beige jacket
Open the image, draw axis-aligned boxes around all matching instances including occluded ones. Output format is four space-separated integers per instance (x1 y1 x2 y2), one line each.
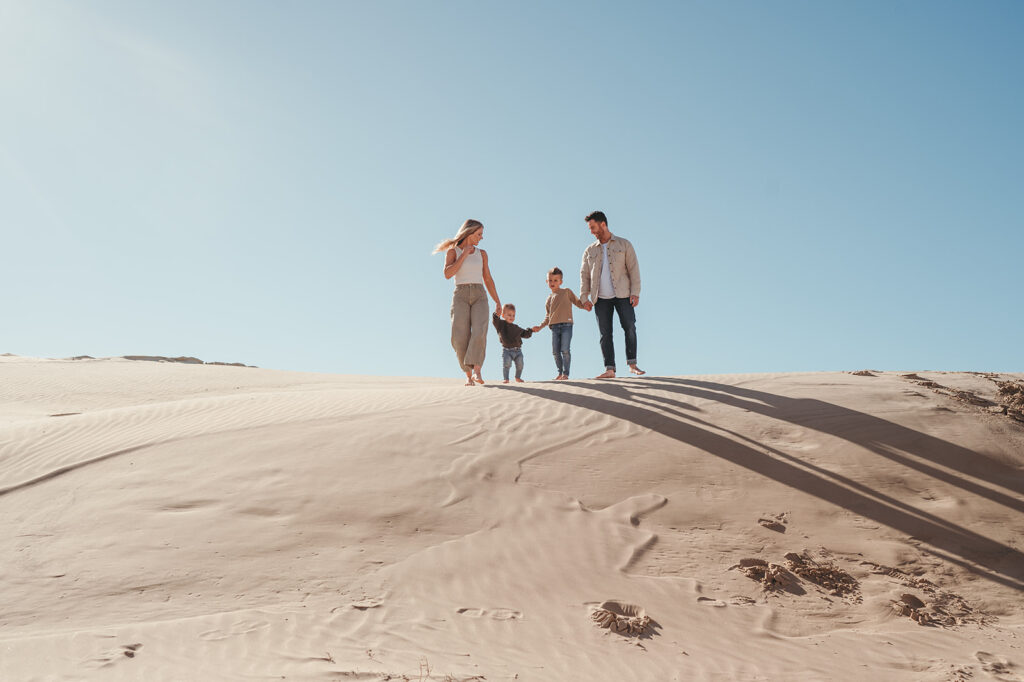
580 233 641 303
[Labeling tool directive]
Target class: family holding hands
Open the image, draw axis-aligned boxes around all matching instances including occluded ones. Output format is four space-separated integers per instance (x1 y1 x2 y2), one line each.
434 211 645 386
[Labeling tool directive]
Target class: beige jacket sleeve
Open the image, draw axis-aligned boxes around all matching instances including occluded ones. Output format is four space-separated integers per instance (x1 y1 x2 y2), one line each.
580 248 594 304
623 240 641 297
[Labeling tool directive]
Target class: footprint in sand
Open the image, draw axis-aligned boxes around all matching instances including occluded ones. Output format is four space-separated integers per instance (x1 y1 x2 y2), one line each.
757 512 789 533
589 601 652 637
455 607 523 620
83 643 142 669
697 596 757 607
330 598 385 614
975 652 1023 681
199 619 270 641
696 597 727 607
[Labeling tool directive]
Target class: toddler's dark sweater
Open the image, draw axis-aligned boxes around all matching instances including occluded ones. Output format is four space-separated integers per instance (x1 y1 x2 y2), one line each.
492 313 534 349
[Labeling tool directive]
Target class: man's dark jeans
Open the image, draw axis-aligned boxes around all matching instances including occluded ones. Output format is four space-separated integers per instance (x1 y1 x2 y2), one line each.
595 297 637 370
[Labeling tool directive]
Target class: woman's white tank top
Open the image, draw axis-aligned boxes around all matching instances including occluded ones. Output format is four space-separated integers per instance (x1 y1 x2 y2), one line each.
453 247 484 285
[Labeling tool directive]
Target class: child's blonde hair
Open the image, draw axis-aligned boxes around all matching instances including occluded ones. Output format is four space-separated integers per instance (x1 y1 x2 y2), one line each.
433 219 483 254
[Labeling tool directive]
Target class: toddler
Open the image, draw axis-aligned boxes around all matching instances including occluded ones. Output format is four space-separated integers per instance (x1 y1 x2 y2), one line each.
492 303 533 383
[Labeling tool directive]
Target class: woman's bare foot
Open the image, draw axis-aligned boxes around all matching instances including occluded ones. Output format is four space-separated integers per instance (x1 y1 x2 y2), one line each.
594 369 615 379
629 365 646 376
465 371 475 386
515 377 525 383
473 372 485 384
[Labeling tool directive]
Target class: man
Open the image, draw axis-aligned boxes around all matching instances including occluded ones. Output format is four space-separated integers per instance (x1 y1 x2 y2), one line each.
579 210 645 378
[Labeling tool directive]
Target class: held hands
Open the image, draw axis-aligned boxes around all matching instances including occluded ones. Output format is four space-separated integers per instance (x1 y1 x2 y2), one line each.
495 303 503 316
531 326 541 332
584 301 594 312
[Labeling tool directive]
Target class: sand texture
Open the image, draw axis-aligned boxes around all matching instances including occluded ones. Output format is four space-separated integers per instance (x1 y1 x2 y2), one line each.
1 356 1023 681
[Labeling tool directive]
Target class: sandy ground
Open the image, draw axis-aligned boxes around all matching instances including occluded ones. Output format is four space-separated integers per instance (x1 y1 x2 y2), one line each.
1 356 1022 681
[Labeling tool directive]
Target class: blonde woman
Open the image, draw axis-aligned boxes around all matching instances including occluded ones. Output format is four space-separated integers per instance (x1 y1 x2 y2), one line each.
434 219 502 385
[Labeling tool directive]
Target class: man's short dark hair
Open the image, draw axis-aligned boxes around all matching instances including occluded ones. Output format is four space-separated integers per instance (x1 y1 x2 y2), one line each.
585 210 608 224
548 267 563 277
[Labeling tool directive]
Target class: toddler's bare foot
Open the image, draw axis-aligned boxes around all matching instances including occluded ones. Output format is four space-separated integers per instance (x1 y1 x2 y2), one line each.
594 369 615 379
629 365 646 376
515 377 525 383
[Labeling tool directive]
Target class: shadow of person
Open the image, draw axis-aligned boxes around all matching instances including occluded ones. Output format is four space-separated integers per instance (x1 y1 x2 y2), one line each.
626 377 1024 507
496 382 1024 592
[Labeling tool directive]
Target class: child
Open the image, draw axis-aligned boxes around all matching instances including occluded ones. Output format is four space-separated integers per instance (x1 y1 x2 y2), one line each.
532 267 585 380
492 303 534 383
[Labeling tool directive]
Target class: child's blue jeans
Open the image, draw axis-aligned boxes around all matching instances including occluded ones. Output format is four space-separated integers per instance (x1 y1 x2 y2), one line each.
502 347 524 381
550 322 573 377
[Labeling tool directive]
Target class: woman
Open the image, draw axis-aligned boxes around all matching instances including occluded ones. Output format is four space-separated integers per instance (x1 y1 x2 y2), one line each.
434 219 502 385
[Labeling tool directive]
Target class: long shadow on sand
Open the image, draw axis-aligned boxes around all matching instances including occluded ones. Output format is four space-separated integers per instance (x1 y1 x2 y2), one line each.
497 380 1024 591
630 377 1024 504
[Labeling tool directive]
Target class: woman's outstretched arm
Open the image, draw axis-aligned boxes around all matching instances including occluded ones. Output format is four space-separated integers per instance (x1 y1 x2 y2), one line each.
481 250 501 315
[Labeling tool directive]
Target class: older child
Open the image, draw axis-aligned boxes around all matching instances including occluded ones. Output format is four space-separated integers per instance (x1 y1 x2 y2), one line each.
532 267 585 380
492 303 534 383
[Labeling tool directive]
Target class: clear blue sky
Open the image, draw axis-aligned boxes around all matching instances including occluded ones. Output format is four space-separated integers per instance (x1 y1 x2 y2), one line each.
3 1 1021 377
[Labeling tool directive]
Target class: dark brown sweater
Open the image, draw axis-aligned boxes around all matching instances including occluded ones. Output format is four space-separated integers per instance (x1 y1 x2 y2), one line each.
492 313 534 349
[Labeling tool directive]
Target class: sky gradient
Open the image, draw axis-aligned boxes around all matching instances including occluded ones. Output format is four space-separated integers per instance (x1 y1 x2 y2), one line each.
3 1 1022 377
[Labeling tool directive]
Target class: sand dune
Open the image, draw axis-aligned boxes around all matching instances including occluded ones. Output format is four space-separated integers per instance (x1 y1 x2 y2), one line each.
1 356 1022 681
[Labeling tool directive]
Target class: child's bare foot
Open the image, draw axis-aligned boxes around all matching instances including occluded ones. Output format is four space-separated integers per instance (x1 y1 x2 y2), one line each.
515 377 525 383
594 369 615 379
629 365 646 376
